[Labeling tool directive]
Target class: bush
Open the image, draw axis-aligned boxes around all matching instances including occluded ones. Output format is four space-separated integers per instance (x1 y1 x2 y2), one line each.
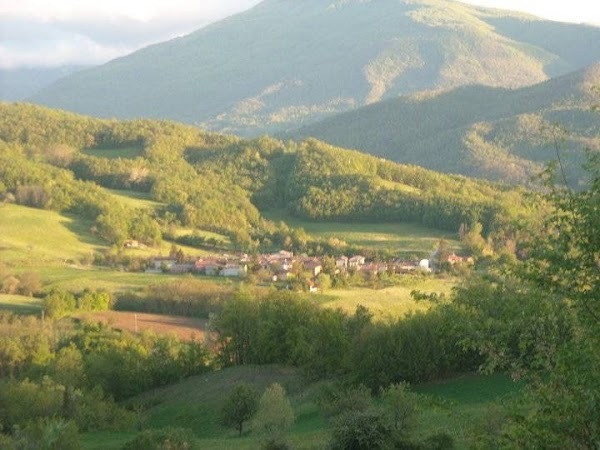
42 290 76 319
329 408 393 450
13 418 81 450
122 427 197 450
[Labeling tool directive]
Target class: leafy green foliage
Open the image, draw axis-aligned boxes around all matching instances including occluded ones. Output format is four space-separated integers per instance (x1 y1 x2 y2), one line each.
13 417 81 450
220 384 259 436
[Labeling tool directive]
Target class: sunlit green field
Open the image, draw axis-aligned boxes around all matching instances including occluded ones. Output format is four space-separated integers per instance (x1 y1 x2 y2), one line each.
0 204 221 292
315 277 455 319
0 203 104 267
263 210 461 256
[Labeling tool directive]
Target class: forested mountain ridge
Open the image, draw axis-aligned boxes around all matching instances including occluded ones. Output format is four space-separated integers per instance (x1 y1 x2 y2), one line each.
29 0 600 136
0 102 535 252
289 63 600 186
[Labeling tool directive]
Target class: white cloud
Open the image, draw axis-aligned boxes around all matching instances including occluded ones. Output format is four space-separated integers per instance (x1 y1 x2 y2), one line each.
0 1 262 68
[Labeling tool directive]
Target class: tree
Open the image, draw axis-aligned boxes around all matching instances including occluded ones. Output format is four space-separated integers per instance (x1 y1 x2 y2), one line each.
253 383 294 449
43 290 76 319
506 154 600 448
456 153 600 447
220 384 258 437
213 294 259 365
329 408 393 450
381 383 418 436
16 271 42 296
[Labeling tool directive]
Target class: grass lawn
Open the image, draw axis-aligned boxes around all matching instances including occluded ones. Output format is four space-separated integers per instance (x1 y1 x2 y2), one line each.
262 210 461 256
314 276 455 319
0 294 42 315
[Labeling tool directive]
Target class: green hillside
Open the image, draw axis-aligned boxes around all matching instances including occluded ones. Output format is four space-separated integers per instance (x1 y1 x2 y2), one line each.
289 64 600 186
0 103 534 251
81 365 522 449
29 0 600 136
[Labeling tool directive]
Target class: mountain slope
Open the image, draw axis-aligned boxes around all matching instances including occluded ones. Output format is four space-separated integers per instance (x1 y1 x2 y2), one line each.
30 0 600 136
288 63 600 186
0 66 88 101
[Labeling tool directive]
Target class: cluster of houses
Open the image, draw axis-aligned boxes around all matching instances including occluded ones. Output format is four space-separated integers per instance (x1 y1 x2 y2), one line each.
144 249 458 280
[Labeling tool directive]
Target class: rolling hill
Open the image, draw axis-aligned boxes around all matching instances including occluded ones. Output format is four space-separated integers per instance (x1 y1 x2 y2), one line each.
289 63 600 186
30 0 600 136
0 102 533 258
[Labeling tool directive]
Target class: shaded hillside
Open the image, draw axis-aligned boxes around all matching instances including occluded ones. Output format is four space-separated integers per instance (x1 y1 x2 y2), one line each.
30 0 600 136
289 64 600 186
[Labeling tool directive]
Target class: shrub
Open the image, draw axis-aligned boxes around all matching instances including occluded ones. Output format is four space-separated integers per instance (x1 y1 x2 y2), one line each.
13 418 80 450
329 408 393 450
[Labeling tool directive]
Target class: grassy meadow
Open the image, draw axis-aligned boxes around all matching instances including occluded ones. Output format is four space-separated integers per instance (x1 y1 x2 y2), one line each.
315 276 455 319
81 365 522 450
263 210 460 256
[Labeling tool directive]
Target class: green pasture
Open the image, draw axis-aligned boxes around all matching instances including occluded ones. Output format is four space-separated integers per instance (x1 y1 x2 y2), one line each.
315 276 455 319
0 294 42 315
263 210 461 256
81 366 522 450
0 203 104 267
81 146 144 160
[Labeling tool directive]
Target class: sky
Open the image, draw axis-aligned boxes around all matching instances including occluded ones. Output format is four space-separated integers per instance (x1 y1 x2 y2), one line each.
1 0 599 69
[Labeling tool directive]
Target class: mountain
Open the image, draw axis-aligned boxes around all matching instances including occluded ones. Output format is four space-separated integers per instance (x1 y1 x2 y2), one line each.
30 0 600 136
288 63 600 186
0 66 88 101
